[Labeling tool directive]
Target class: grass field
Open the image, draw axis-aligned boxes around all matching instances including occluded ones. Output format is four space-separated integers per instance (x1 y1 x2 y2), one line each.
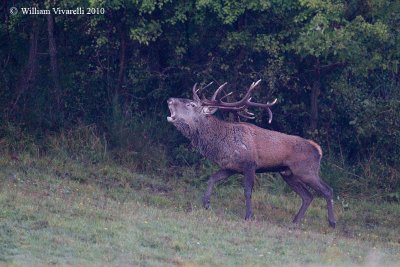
0 153 399 266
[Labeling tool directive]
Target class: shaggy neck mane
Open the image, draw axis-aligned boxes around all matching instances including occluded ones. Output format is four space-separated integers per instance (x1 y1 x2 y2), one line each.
188 116 230 160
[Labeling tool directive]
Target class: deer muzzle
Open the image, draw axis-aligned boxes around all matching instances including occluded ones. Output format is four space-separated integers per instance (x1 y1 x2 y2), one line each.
167 98 176 122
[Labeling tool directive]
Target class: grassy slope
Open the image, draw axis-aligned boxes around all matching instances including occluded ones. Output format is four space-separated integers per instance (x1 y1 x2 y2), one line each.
0 154 399 266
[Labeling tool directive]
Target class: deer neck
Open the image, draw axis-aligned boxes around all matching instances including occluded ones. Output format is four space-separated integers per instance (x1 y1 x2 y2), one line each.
189 116 229 161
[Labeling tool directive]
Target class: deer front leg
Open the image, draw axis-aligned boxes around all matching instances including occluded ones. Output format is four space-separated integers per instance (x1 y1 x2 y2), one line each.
243 163 256 220
203 169 236 209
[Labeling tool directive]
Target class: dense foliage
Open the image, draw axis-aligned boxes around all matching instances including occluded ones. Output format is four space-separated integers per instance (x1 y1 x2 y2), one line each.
0 0 399 196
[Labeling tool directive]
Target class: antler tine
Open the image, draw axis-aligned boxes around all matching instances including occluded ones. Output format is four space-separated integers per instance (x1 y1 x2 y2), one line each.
219 91 233 101
245 97 277 123
193 81 214 102
246 99 277 108
238 109 256 120
254 79 262 87
211 82 228 101
202 81 214 91
268 98 277 105
267 107 273 124
192 83 201 102
238 113 255 120
246 79 262 97
244 109 254 116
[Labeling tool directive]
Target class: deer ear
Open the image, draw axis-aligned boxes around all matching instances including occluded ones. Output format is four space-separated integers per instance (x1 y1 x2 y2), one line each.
202 106 218 115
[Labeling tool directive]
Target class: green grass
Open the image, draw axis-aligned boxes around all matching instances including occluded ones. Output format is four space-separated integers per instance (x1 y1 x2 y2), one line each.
0 153 399 266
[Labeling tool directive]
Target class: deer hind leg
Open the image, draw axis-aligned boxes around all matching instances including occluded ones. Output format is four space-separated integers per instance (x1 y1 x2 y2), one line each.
203 169 236 209
281 173 314 225
305 177 336 228
243 163 256 220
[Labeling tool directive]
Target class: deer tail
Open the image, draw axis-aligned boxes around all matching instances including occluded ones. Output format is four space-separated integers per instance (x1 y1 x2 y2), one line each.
308 140 322 158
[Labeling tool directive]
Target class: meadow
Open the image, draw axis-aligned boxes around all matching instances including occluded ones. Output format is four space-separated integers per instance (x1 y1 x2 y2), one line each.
1 148 399 266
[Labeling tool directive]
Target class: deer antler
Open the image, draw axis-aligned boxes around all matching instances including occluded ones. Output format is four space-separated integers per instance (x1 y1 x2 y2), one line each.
192 83 201 102
200 80 277 123
211 82 228 101
193 82 214 102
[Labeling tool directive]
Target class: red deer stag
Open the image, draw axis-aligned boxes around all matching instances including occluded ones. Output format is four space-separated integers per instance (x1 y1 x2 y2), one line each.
167 80 336 228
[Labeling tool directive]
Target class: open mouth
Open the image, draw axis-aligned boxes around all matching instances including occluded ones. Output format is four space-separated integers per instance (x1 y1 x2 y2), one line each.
167 105 176 122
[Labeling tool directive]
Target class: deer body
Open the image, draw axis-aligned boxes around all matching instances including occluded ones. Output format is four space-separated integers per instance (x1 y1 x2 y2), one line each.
180 115 317 172
167 81 336 228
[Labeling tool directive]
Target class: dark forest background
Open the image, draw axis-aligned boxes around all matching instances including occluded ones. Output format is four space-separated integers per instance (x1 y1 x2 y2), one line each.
0 0 399 198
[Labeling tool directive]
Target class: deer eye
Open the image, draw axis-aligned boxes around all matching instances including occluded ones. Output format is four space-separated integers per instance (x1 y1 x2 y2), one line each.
187 102 196 107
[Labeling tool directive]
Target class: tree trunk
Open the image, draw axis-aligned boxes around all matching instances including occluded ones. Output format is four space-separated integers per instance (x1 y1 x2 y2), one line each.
310 59 321 132
117 29 127 95
1 0 9 22
47 13 62 112
117 26 131 116
12 19 39 113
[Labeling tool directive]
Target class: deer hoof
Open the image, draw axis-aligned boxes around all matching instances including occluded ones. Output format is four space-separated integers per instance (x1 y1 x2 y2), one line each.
202 198 210 209
245 213 253 220
329 220 336 228
289 222 301 230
